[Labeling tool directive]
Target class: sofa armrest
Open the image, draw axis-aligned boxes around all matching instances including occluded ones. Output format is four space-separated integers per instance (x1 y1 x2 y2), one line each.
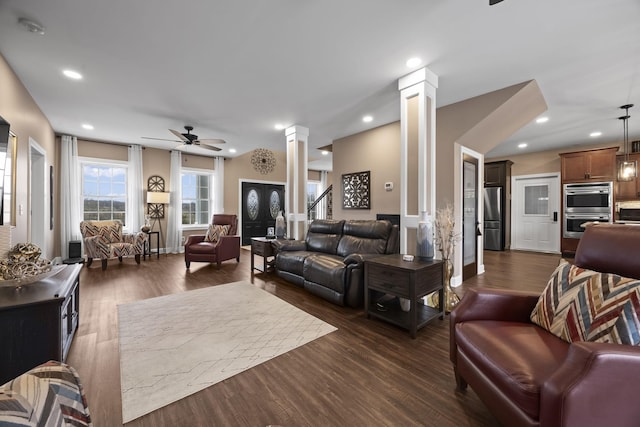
449 288 540 364
273 239 306 251
343 253 383 266
83 235 110 258
185 234 205 248
541 342 640 427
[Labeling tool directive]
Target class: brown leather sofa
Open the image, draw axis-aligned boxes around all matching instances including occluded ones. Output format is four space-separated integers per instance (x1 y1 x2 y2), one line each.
184 214 241 268
274 219 399 307
450 223 640 427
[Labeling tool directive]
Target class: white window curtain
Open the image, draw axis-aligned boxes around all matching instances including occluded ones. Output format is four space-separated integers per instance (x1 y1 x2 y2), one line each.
127 145 144 232
166 150 183 253
60 135 81 259
318 170 328 220
213 156 224 214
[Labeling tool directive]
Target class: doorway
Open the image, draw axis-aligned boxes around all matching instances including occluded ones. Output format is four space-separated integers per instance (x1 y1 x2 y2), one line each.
512 174 561 253
241 182 285 245
29 139 47 256
462 154 480 280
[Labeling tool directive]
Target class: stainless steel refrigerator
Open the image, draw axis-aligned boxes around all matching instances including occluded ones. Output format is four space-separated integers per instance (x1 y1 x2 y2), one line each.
484 187 503 251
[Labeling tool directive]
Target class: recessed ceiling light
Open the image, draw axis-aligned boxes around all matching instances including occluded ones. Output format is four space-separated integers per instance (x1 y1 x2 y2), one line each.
518 143 528 149
82 123 94 130
274 124 285 131
362 115 373 123
590 131 602 138
536 116 549 124
406 57 422 68
63 69 83 80
229 148 237 153
321 150 329 156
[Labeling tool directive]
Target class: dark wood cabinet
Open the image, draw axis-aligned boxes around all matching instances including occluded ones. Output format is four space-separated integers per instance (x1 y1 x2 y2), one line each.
484 160 512 187
560 147 618 183
0 263 82 384
615 153 640 201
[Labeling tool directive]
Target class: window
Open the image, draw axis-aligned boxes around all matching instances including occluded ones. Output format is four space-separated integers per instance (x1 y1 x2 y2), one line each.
182 171 212 225
307 181 321 220
81 161 127 224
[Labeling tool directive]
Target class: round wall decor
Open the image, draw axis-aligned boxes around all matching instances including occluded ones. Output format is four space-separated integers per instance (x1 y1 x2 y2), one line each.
250 148 276 175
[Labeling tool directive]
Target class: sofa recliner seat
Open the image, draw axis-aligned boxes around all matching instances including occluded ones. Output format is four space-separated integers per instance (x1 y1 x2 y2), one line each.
450 223 640 427
274 219 399 307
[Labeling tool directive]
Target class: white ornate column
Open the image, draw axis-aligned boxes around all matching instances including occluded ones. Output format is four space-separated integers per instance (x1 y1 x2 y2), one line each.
284 125 309 240
398 67 438 253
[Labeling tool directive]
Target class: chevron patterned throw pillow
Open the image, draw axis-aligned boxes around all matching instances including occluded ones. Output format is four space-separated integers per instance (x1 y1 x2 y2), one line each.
531 259 640 345
204 224 230 243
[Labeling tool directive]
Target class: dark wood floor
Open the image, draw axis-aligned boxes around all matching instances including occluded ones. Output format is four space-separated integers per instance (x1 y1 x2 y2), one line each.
67 249 560 427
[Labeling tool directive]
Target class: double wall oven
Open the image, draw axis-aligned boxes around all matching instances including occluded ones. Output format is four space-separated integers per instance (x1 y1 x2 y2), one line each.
563 181 612 238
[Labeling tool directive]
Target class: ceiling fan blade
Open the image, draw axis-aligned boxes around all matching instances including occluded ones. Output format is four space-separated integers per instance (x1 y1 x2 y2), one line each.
197 138 226 145
489 0 504 4
169 129 189 142
141 136 181 142
194 143 222 152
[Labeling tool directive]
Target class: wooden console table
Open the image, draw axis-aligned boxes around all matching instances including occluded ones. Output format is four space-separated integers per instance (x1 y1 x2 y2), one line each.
365 255 444 338
0 263 82 384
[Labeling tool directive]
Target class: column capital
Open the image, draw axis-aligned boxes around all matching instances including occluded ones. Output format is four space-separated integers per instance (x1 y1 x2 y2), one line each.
398 66 439 91
285 125 309 138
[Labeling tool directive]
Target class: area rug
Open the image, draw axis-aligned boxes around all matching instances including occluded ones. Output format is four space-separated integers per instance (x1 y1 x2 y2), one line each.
117 281 337 423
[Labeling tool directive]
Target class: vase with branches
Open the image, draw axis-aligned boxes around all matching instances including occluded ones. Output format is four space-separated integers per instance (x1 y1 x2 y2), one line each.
434 204 461 312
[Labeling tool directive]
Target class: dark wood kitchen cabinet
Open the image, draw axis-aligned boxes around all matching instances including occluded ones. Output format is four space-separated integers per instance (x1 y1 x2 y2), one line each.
484 160 512 187
560 147 618 183
0 263 82 384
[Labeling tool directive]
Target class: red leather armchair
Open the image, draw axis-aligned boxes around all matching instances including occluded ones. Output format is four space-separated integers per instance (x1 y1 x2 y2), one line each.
450 223 640 427
184 214 241 269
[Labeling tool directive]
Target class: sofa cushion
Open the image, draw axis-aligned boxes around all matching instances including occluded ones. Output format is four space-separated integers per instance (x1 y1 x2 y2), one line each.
305 220 344 254
455 320 569 421
275 251 316 276
531 259 640 345
303 254 346 294
204 224 229 243
336 220 391 257
99 224 122 243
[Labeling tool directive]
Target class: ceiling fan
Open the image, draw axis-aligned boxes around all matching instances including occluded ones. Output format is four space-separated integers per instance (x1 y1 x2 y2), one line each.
489 0 504 4
142 125 225 152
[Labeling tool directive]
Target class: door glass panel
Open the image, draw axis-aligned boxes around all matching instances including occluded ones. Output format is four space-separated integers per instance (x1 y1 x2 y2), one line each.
463 160 477 266
524 185 548 215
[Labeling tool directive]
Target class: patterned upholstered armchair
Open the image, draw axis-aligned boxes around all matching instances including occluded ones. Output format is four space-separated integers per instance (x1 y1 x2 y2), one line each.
80 220 147 270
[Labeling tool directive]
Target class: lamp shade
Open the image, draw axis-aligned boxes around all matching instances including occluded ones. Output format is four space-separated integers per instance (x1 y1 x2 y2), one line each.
147 191 170 204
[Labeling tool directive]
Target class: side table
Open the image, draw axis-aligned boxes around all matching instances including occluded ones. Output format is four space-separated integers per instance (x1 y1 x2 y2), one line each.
251 237 276 272
364 254 444 338
144 231 160 260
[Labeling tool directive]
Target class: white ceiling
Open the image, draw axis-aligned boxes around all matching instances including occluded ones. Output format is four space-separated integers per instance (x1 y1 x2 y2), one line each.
1 0 639 170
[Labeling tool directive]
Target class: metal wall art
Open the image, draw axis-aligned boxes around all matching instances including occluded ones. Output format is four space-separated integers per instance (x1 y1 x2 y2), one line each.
250 148 276 175
342 171 370 209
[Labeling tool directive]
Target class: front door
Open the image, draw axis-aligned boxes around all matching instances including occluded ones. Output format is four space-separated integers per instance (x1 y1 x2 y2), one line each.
241 182 285 246
462 155 479 281
512 174 560 253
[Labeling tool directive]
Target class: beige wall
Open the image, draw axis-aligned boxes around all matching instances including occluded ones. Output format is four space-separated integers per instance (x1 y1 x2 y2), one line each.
0 53 57 256
332 122 401 220
436 80 547 208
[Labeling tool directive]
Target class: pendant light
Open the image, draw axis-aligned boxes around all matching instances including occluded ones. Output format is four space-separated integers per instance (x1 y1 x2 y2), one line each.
618 104 636 181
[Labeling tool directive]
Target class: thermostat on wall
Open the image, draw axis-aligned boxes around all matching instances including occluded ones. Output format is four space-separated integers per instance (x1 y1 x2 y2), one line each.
384 182 393 191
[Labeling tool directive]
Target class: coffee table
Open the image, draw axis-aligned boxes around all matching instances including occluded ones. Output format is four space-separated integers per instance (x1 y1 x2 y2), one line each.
364 254 444 338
